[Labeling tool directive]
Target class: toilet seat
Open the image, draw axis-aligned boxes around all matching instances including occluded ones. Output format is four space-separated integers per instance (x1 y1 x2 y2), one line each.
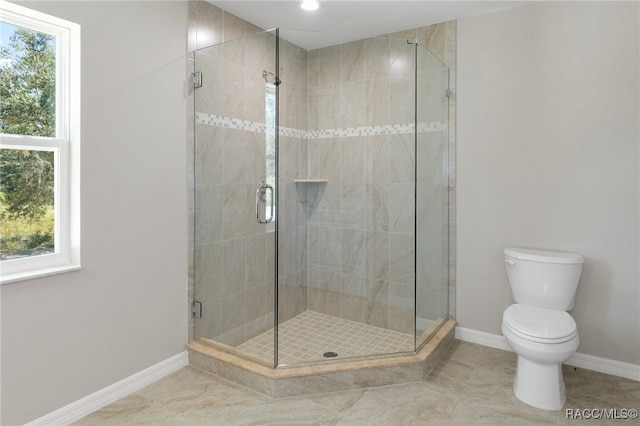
503 304 577 344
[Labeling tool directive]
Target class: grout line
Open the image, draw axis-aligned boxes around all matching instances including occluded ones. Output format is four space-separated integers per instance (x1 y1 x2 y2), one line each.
239 311 413 363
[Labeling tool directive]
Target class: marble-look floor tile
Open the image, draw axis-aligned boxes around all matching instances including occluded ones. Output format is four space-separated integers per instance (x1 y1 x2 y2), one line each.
563 366 640 409
136 368 268 411
459 368 558 426
76 341 639 426
422 358 473 399
73 394 159 425
337 382 457 425
303 388 368 412
165 398 343 425
449 402 550 425
442 339 516 368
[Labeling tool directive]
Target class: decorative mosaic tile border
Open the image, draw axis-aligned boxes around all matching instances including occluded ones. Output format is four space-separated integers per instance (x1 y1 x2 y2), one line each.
196 112 264 132
196 112 446 139
308 124 415 138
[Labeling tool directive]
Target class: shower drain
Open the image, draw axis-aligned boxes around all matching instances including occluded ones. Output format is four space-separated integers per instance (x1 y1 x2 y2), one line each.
323 351 338 358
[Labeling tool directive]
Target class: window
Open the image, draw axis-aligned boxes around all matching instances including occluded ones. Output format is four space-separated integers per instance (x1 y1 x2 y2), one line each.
0 2 80 283
264 82 276 232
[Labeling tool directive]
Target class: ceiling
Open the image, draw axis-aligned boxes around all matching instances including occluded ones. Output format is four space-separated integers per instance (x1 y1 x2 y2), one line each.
209 1 535 49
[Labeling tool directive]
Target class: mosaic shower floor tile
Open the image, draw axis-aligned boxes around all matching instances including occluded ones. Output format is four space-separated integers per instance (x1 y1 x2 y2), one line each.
238 310 414 364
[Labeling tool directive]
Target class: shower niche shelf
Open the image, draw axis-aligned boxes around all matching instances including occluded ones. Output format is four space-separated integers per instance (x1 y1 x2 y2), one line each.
293 179 328 183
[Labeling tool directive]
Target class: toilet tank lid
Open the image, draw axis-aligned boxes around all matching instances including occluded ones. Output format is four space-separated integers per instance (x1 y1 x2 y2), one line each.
504 248 584 264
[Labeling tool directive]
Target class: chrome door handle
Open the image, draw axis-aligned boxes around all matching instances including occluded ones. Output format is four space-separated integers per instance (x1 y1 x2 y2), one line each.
256 181 274 224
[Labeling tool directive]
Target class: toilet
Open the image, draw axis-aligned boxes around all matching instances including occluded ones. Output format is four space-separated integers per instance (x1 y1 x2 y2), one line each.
501 247 584 411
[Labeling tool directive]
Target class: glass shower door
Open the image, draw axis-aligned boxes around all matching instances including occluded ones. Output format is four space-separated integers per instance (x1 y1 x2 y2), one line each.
415 43 450 346
192 29 279 366
275 35 422 365
192 29 450 367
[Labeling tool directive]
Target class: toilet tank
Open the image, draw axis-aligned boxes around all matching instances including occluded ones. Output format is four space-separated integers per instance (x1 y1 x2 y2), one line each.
504 248 584 311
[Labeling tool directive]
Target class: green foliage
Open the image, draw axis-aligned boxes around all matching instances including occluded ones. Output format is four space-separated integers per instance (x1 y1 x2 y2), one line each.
0 25 56 222
0 26 56 137
1 149 54 222
0 25 56 258
0 203 54 260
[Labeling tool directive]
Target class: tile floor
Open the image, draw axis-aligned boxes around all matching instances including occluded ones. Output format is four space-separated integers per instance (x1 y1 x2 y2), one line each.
75 340 640 425
238 311 414 364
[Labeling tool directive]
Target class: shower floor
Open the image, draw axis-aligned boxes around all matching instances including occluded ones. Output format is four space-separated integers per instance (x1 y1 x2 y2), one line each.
238 311 414 365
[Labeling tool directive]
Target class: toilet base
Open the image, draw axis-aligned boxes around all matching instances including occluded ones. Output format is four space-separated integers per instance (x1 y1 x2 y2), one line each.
513 355 566 411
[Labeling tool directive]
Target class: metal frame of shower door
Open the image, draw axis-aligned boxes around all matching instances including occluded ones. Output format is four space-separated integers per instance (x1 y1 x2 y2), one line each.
412 39 419 353
273 27 280 369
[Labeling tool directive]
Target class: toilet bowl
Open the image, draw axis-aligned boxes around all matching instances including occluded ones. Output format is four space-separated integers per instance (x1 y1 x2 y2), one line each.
502 248 584 411
502 304 579 410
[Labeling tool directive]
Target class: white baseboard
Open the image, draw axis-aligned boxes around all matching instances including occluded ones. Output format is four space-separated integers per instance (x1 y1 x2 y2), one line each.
26 351 189 426
455 326 512 351
455 326 640 382
565 352 640 381
21 329 639 425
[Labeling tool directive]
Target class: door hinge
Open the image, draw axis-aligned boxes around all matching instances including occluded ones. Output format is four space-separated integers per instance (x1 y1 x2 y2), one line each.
192 71 203 89
446 88 452 98
192 300 202 318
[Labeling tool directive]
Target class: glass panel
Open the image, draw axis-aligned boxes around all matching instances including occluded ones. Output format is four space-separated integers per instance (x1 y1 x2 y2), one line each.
275 34 309 365
192 28 450 367
415 44 450 346
0 148 55 259
193 29 278 367
0 22 56 137
276 34 418 366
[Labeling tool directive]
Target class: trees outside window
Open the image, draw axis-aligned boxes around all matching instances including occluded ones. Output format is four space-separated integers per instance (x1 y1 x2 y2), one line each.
0 2 80 283
1 24 56 259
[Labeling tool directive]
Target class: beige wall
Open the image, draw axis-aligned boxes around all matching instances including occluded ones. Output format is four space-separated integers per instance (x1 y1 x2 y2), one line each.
1 1 189 424
457 1 639 364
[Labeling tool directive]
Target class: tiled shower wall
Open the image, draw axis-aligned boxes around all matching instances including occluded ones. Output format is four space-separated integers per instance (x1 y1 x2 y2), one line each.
276 40 310 324
304 31 454 334
188 1 270 345
387 23 458 328
304 38 418 334
192 36 279 347
190 24 309 346
187 0 456 345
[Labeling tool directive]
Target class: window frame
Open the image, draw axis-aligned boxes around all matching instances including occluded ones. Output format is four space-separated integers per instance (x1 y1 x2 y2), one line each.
0 1 81 284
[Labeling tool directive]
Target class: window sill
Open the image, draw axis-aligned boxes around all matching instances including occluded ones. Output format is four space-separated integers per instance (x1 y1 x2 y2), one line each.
1 263 82 285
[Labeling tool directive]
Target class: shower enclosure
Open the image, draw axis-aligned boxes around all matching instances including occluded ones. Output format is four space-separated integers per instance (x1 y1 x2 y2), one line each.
192 28 449 368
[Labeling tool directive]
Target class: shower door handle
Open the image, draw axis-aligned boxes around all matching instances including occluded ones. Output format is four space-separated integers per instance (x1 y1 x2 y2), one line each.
256 181 274 224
